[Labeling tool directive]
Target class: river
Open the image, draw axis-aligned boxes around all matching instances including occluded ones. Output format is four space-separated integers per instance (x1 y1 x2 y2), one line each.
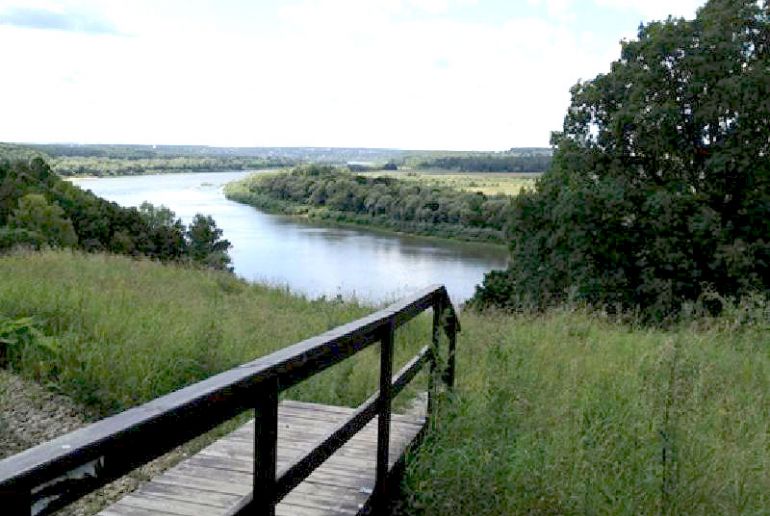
71 171 508 304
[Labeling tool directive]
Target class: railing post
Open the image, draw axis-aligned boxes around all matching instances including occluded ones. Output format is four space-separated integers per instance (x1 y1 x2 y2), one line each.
375 319 395 505
0 483 29 516
253 376 279 516
445 310 457 390
428 298 442 416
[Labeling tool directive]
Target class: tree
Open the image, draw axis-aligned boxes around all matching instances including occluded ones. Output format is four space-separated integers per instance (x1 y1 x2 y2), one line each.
138 202 187 260
186 214 232 271
474 0 770 319
9 193 78 248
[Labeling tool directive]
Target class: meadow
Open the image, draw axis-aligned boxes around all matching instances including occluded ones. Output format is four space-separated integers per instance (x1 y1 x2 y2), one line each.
2 251 769 514
403 305 770 514
364 169 539 197
0 250 430 416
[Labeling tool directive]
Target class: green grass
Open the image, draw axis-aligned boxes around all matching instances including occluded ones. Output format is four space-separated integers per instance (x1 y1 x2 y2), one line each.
364 169 538 196
402 308 770 514
0 250 430 416
3 250 770 513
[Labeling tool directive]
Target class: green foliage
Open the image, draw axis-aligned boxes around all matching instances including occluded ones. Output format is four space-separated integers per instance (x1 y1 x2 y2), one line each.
475 0 770 319
186 214 232 271
226 165 510 243
0 143 47 164
415 153 551 173
0 158 231 267
50 156 291 177
9 193 78 247
0 227 45 251
0 315 59 374
402 308 770 514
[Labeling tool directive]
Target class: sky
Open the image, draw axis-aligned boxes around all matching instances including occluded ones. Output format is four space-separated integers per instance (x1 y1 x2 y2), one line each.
0 0 706 151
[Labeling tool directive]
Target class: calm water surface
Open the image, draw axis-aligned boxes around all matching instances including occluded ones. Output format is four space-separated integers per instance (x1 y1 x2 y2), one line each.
72 171 508 304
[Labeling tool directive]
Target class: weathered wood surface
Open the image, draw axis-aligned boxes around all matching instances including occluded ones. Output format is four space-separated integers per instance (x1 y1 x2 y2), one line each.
99 400 425 516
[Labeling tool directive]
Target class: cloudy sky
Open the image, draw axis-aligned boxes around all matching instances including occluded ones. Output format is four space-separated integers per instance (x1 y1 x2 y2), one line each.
0 0 705 150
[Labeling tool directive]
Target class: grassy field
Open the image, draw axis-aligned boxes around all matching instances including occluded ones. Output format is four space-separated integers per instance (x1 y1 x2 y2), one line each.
402 306 770 514
364 169 539 196
0 250 430 416
2 251 769 514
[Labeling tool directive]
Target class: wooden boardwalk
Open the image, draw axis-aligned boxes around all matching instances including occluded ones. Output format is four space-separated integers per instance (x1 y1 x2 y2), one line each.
99 400 426 516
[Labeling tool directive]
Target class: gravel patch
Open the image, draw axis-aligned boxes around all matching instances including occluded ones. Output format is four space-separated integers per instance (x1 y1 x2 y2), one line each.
0 370 224 515
0 370 88 460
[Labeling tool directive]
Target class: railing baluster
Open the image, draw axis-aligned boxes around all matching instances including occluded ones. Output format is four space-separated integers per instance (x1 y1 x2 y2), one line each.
1 483 29 516
253 377 279 516
375 319 395 504
428 298 442 416
445 311 457 390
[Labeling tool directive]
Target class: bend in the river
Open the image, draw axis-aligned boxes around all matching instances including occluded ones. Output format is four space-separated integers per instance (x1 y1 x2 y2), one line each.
71 171 508 304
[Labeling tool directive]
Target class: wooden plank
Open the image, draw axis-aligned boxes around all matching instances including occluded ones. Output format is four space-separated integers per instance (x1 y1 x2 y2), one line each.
136 482 242 508
99 400 424 516
116 493 226 516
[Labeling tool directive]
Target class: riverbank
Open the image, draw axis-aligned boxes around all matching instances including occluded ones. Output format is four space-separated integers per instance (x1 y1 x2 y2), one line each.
224 166 510 244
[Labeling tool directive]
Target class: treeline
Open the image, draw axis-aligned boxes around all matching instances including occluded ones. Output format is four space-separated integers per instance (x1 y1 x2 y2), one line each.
0 158 231 269
225 166 510 243
0 143 294 177
415 154 551 173
50 156 293 177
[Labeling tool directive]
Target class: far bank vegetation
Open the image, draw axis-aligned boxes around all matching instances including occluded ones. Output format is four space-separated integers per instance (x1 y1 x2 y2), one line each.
225 165 511 243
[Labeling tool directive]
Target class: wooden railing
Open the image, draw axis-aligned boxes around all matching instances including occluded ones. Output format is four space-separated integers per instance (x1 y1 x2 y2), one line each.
0 285 460 516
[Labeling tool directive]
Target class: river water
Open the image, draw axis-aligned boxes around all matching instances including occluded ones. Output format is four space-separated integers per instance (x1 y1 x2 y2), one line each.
71 171 508 304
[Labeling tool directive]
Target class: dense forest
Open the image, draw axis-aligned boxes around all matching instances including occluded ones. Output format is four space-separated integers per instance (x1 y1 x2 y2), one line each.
225 166 511 243
0 158 231 269
0 143 293 177
414 154 551 173
474 0 770 320
49 156 292 177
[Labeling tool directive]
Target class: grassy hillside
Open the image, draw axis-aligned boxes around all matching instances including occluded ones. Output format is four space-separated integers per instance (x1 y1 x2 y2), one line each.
402 307 770 514
2 251 769 514
0 250 430 416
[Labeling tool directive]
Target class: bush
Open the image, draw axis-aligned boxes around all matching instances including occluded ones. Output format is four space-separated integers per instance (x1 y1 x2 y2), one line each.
0 227 45 252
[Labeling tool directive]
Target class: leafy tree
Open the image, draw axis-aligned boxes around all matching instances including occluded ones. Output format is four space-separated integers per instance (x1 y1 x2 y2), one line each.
9 193 77 247
186 214 232 271
139 202 188 259
474 0 770 319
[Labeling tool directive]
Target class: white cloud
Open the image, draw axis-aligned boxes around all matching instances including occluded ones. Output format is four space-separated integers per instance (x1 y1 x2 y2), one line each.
527 0 576 21
0 0 654 150
593 0 704 20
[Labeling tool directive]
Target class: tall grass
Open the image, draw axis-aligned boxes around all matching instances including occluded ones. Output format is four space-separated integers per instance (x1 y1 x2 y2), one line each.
402 309 770 514
0 250 430 416
4 251 770 513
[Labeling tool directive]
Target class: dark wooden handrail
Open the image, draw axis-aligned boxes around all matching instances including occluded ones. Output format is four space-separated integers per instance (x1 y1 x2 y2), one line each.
0 284 460 516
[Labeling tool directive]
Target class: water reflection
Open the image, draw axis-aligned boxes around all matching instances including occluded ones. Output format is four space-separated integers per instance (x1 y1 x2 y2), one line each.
72 171 508 304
